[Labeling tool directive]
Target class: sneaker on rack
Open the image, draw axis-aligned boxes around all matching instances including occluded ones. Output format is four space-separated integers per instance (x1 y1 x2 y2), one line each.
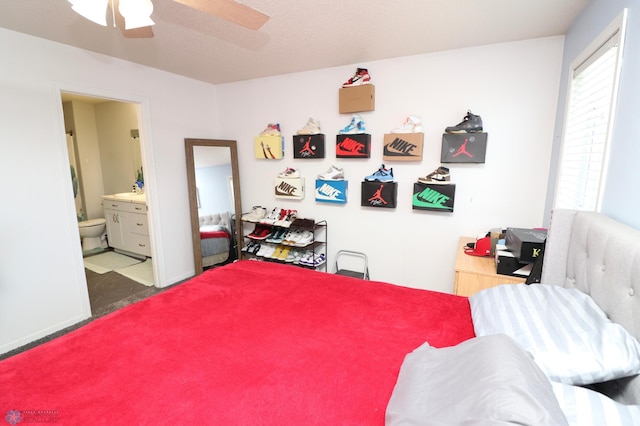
317 165 345 180
418 166 451 185
277 167 300 179
296 117 321 135
298 250 316 266
260 123 282 136
391 115 423 133
445 110 483 133
294 230 314 247
365 164 394 182
339 115 366 134
241 206 267 222
311 253 326 268
259 207 280 225
342 67 371 87
278 210 298 228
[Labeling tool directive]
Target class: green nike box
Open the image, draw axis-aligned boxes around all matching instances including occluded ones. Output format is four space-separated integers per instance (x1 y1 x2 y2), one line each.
412 182 455 212
440 132 487 163
383 133 424 162
293 134 325 159
361 181 397 208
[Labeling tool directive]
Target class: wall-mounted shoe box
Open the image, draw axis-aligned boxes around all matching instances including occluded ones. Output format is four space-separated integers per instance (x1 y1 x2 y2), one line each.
383 133 424 162
254 135 284 160
440 133 488 163
336 134 371 158
315 179 348 204
339 85 375 114
293 134 325 159
275 177 305 200
361 181 397 208
412 183 455 212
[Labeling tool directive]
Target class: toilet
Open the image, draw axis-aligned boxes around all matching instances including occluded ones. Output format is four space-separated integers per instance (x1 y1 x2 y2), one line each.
78 218 107 252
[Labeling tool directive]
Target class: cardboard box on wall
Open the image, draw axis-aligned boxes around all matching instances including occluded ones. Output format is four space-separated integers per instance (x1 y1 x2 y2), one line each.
254 135 284 159
412 182 455 212
441 132 487 163
315 179 348 204
339 85 375 114
361 181 397 208
505 228 547 263
383 133 424 161
336 134 371 158
293 134 325 159
274 177 305 199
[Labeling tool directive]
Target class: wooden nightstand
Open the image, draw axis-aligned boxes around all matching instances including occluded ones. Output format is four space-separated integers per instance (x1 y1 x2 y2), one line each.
454 236 525 297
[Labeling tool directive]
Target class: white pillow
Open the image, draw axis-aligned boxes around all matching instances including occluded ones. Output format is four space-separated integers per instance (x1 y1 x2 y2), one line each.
551 381 640 426
470 284 640 385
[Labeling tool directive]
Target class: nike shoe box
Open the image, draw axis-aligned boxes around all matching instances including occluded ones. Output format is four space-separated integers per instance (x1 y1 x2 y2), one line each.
339 84 375 114
412 182 456 212
383 133 424 161
293 134 325 159
505 228 547 263
315 179 348 204
495 250 532 277
440 132 488 163
274 177 305 200
361 181 397 208
336 134 371 158
254 135 284 160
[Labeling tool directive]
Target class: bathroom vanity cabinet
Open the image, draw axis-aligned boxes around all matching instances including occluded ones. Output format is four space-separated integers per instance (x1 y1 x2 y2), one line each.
102 195 150 258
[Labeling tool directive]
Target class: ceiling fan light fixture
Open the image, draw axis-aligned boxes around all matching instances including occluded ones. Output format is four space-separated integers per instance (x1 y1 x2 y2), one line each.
68 0 109 26
118 0 155 30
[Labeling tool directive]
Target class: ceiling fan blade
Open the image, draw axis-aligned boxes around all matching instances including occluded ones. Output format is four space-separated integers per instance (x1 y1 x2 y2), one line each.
113 0 154 38
173 0 269 31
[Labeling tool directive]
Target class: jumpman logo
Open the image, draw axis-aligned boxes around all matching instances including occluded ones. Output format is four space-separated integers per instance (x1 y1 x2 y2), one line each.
453 138 472 158
299 137 315 156
368 184 387 205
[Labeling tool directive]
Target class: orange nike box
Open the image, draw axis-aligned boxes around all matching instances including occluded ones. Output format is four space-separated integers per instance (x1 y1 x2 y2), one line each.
292 134 325 159
412 182 455 212
274 177 305 200
440 132 487 163
361 181 397 208
336 134 371 158
383 133 424 161
339 84 375 114
254 135 284 160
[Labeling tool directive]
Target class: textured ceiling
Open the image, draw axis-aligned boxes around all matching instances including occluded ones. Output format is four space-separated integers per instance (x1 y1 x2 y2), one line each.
0 0 588 85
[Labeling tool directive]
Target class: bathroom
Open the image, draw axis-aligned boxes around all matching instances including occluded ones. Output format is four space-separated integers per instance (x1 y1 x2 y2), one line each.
63 93 155 287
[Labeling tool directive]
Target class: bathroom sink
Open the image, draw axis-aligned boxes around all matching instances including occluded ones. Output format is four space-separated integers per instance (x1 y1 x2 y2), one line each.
114 192 142 198
102 192 146 203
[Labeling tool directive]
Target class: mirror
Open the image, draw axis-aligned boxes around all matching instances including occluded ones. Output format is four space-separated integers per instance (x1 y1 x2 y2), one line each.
185 139 243 275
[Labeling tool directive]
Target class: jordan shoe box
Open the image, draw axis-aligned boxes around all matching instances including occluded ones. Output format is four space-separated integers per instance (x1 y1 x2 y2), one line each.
383 133 424 161
293 134 325 159
339 84 375 114
254 135 284 159
412 182 456 212
440 133 488 163
315 179 348 204
505 228 547 263
361 181 397 208
495 250 532 277
336 134 371 158
274 177 305 200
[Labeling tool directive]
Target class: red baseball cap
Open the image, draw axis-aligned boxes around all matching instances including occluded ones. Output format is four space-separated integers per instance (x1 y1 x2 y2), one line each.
464 236 491 257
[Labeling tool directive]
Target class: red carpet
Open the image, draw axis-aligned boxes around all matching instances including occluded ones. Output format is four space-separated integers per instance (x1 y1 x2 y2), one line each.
0 261 474 425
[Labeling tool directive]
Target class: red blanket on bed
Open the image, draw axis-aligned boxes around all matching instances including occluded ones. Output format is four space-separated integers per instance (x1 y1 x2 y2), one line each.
0 261 474 425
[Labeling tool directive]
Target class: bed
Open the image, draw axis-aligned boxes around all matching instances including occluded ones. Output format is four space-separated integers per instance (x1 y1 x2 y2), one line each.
1 209 640 425
199 212 233 267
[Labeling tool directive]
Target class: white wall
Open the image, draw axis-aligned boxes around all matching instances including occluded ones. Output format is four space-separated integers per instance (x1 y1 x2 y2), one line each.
0 28 218 354
217 37 564 292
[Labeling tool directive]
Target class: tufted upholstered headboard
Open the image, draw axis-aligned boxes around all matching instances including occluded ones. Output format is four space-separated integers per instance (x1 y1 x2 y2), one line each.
541 209 640 404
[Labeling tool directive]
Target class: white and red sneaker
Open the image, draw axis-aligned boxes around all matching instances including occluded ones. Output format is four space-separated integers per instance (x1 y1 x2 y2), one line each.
342 68 371 87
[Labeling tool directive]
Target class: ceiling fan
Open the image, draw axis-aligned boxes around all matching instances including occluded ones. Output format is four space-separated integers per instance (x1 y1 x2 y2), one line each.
69 0 270 39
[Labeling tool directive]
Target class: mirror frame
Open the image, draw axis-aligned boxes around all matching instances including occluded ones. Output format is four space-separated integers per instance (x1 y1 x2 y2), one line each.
185 138 243 275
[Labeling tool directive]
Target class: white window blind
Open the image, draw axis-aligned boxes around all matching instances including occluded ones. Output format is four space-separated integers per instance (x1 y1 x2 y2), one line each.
555 13 626 211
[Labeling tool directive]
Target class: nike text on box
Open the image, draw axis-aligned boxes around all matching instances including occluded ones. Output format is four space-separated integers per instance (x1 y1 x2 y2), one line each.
274 177 305 200
361 181 397 208
383 133 424 161
315 179 348 204
412 182 456 212
293 134 325 159
254 135 285 160
339 84 375 114
440 132 487 163
336 134 371 158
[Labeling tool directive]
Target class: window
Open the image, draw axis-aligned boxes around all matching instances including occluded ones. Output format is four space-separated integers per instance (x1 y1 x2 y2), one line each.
554 11 627 211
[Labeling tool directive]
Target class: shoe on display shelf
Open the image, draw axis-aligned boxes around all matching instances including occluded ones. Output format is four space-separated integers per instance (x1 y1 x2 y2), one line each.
277 167 300 179
260 123 282 136
296 117 321 135
242 206 267 222
259 207 280 225
317 165 345 180
294 230 314 247
418 166 451 185
391 115 423 133
276 210 298 228
339 115 366 135
365 164 394 182
248 224 271 240
445 110 483 133
342 68 371 87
